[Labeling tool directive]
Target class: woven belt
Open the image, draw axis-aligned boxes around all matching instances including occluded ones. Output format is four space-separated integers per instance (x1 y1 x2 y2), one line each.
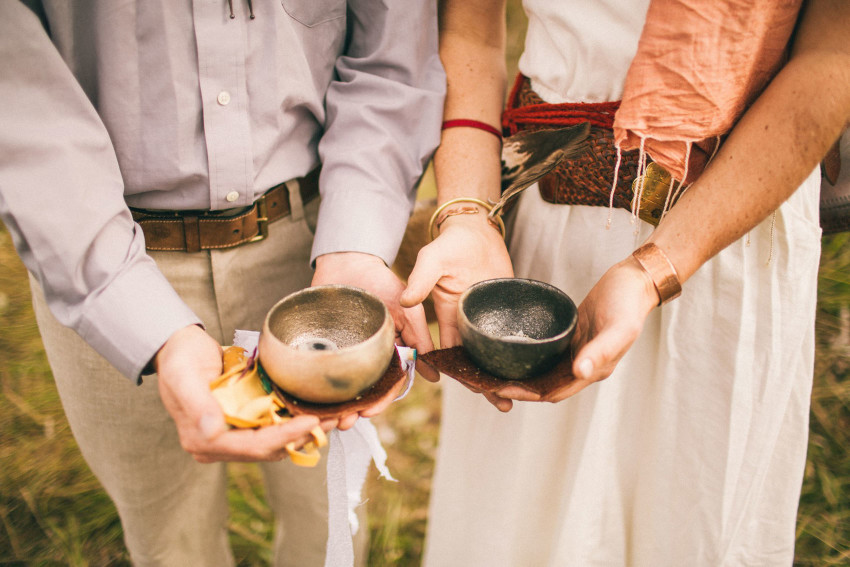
503 76 645 216
131 168 319 252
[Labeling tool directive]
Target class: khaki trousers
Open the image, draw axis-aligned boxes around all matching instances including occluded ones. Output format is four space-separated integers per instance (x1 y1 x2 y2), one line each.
30 182 365 566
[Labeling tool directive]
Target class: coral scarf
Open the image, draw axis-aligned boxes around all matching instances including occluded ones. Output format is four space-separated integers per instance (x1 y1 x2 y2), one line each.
613 0 803 183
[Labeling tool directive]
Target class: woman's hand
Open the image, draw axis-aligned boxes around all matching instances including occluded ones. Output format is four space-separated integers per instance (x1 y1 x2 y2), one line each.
402 211 515 412
568 256 659 388
495 256 659 404
401 211 513 348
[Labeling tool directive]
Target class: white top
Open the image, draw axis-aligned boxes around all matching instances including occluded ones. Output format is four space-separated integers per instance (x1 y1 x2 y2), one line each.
519 0 649 103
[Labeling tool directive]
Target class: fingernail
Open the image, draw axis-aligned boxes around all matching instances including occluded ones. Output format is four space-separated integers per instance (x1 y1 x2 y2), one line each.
577 358 594 379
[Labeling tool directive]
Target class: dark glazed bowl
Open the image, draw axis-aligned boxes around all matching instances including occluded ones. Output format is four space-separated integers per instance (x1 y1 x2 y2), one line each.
258 285 396 403
457 278 577 380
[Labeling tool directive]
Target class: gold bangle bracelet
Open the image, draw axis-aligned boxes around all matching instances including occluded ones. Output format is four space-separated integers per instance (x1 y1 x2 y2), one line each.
427 197 507 241
632 242 682 305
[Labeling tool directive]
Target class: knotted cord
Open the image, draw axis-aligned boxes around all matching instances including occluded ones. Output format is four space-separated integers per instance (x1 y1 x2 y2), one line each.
502 74 620 135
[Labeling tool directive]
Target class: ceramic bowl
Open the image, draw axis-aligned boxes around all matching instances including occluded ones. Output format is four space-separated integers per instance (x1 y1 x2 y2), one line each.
258 285 396 403
457 278 577 380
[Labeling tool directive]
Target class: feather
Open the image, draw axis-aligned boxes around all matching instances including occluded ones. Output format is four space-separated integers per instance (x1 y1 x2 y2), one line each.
490 122 590 218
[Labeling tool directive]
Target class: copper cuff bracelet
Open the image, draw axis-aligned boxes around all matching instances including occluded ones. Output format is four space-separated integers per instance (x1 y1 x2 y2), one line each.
632 242 682 305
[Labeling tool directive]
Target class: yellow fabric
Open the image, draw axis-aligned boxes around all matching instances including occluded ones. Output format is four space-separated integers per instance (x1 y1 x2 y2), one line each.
613 0 803 182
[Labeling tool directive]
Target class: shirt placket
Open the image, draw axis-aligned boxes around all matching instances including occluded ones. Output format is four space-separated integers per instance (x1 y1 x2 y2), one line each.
192 0 254 209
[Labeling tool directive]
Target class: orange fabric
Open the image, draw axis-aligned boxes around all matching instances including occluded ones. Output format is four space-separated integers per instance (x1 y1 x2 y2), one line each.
613 0 803 183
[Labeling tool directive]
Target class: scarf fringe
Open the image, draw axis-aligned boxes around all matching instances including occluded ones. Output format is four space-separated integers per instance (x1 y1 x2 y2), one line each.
606 146 624 229
607 135 776 265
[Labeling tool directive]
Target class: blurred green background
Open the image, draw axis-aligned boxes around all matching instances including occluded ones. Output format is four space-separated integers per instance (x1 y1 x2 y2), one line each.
1 2 848 565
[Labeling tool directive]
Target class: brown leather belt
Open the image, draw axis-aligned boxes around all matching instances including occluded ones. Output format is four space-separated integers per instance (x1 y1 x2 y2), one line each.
131 168 320 252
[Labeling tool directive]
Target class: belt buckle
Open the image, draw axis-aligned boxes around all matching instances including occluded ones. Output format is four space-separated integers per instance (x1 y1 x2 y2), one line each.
251 195 269 243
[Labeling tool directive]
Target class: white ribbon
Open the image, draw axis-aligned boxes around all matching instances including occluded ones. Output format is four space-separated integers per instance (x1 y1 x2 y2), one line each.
232 331 415 566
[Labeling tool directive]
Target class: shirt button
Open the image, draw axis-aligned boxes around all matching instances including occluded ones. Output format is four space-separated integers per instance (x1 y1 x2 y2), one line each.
225 191 239 202
217 91 231 106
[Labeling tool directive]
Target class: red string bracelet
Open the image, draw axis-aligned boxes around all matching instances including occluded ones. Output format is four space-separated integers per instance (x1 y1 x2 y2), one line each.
441 119 502 139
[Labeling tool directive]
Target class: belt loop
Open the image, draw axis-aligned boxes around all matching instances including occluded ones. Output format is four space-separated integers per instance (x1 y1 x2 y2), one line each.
183 215 201 253
286 178 305 223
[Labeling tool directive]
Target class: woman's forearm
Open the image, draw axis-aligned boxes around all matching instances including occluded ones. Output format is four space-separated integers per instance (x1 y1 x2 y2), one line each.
434 0 507 207
648 0 850 281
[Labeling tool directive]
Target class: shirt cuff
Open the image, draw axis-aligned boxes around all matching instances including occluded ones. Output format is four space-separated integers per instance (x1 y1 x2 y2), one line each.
310 176 415 267
75 257 202 383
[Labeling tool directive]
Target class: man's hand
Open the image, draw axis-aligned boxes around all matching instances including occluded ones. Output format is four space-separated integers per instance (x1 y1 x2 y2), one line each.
155 325 327 463
313 251 434 353
312 251 433 426
335 365 412 430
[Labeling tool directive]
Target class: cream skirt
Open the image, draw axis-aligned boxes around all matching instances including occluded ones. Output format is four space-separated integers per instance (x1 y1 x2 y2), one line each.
424 169 821 566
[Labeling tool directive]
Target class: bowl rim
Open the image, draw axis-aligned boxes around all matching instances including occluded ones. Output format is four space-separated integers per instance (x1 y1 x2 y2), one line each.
457 277 578 346
259 284 394 357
